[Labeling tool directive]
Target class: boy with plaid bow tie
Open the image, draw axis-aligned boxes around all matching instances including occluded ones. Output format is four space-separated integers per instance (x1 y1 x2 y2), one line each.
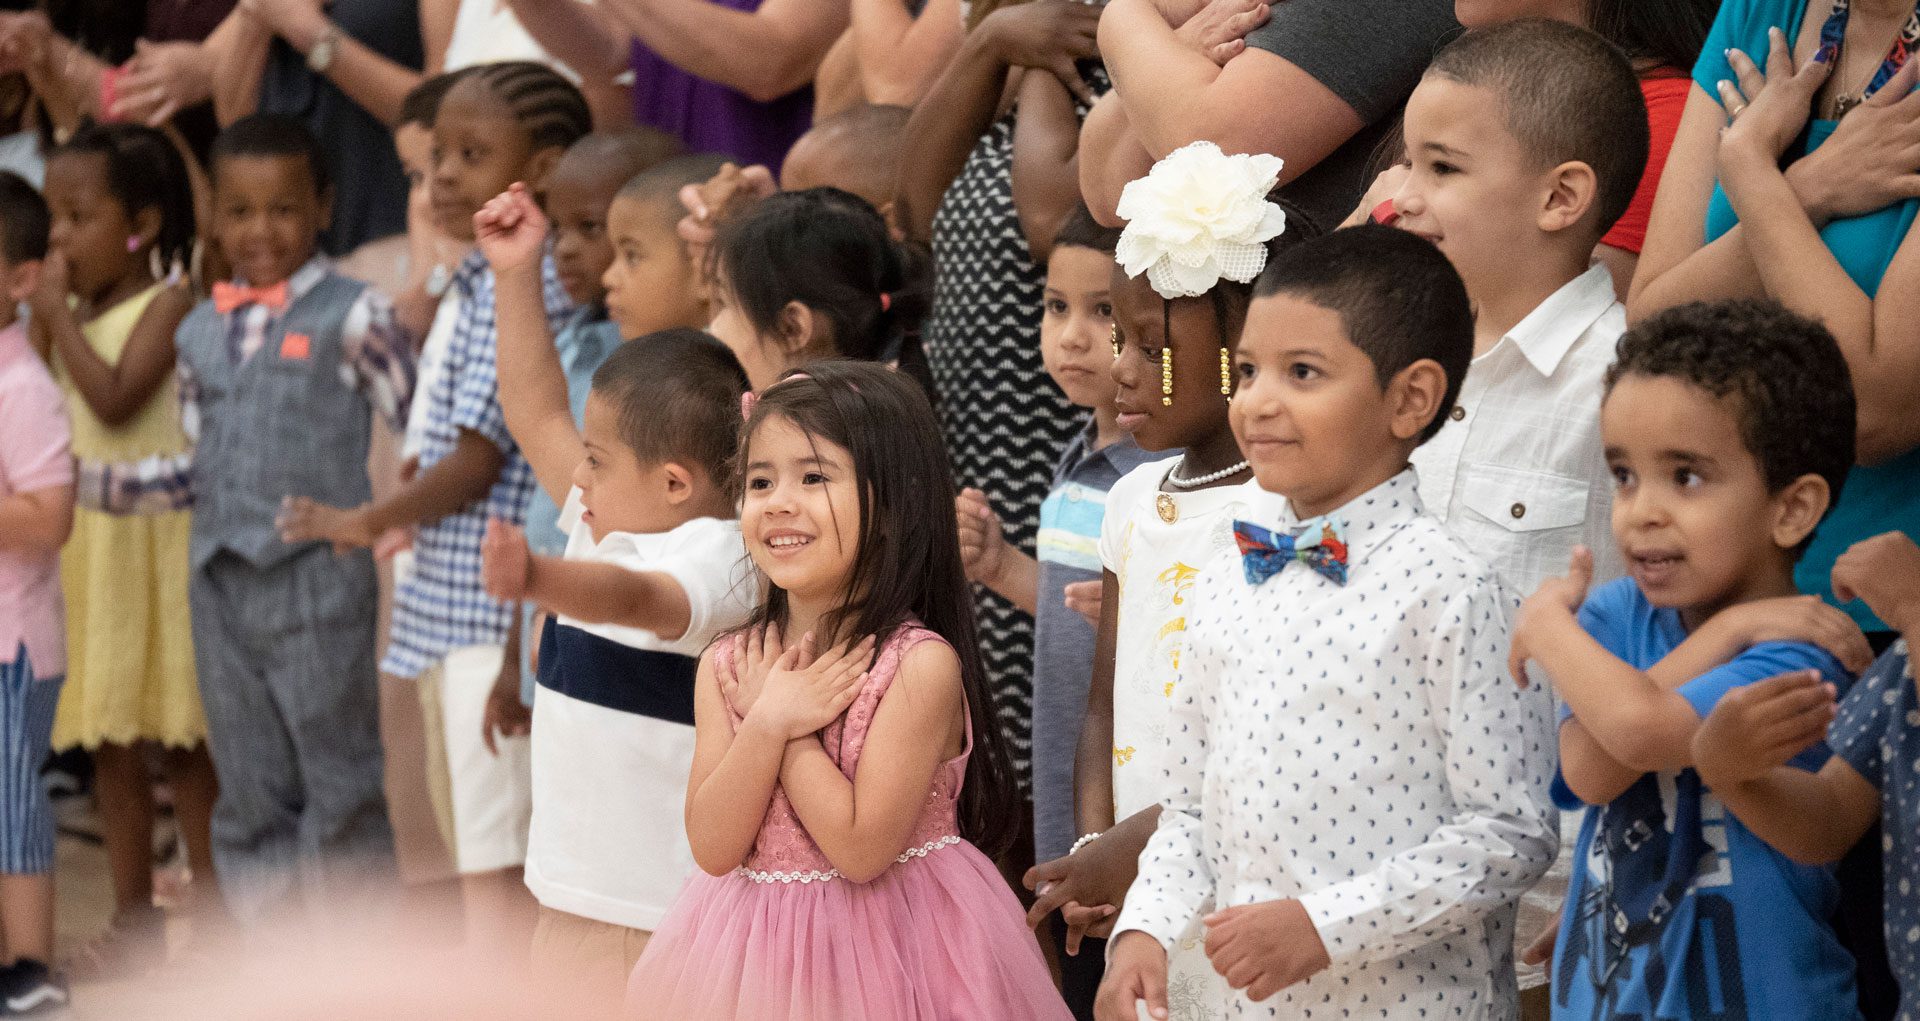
1098 226 1557 1021
173 115 414 919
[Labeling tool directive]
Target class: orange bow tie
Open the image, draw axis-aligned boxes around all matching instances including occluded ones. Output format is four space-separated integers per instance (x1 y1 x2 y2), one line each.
212 280 289 315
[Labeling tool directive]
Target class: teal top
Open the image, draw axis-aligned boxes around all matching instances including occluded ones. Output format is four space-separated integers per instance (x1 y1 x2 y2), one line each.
1697 0 1920 631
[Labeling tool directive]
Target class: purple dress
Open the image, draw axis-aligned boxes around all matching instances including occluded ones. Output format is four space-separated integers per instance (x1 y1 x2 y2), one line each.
627 626 1071 1020
628 0 813 174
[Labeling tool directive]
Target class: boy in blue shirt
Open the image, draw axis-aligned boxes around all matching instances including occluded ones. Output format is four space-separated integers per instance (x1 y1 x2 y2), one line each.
1508 300 1863 1018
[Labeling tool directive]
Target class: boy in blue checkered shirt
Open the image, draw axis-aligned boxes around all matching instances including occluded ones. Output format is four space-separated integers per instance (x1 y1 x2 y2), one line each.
278 63 589 946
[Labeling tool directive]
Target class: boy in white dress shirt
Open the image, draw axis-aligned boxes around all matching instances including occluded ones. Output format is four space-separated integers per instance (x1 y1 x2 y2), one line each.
1098 226 1558 1021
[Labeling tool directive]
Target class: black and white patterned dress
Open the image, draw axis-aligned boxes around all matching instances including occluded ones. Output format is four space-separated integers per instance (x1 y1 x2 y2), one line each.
924 69 1106 791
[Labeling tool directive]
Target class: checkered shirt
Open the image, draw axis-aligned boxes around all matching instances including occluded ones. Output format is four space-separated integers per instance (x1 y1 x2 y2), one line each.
382 249 574 677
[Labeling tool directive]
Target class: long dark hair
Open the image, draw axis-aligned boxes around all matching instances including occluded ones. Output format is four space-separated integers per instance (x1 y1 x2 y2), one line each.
736 361 1017 859
713 188 932 371
1587 0 1716 76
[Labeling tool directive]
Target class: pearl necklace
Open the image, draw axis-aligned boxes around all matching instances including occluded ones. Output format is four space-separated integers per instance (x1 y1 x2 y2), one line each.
1165 459 1250 489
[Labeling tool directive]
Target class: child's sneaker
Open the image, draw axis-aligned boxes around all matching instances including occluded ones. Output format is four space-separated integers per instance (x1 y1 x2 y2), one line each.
0 959 68 1016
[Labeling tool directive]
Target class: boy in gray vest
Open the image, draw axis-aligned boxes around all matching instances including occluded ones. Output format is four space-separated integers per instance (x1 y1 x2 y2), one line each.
176 115 414 922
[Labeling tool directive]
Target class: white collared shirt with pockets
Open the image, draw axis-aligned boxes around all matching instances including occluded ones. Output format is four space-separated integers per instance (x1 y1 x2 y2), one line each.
1113 470 1558 1019
1410 263 1623 602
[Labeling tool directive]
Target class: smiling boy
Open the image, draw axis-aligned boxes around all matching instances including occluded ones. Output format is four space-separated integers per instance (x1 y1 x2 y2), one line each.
174 114 414 919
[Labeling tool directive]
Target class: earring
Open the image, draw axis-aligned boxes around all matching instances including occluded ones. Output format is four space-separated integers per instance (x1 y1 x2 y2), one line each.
125 235 141 254
1160 347 1173 407
1219 347 1232 397
148 247 165 282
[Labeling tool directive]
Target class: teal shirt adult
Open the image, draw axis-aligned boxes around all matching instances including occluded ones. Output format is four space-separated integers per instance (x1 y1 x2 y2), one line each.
1697 0 1920 632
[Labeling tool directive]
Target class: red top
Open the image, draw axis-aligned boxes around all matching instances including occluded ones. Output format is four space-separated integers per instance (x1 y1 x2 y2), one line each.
1601 70 1692 254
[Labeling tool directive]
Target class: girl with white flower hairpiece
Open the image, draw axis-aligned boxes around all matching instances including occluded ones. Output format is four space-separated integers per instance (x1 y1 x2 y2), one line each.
1021 142 1312 1021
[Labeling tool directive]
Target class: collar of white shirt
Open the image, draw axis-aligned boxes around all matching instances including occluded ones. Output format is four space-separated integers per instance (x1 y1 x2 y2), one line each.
1268 467 1425 570
1497 263 1618 377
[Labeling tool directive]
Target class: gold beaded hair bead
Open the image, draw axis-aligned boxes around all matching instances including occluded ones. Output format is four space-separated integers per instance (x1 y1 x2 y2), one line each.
1110 323 1121 359
1219 346 1232 397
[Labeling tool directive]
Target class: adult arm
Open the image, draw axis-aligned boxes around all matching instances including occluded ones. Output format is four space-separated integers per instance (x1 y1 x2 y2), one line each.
501 0 631 81
31 281 192 429
241 0 426 127
1011 68 1087 262
853 0 963 108
596 0 850 105
1082 0 1365 221
212 7 272 125
776 639 964 882
895 1 1099 242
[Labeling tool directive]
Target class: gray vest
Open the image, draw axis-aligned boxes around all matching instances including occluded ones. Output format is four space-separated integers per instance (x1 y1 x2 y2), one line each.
178 273 374 571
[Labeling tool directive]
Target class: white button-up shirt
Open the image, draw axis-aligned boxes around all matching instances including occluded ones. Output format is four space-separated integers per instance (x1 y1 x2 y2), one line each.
1411 263 1622 601
1114 470 1558 1019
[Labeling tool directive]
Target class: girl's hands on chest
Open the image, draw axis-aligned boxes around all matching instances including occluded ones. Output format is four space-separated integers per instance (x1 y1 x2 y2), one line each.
739 630 878 740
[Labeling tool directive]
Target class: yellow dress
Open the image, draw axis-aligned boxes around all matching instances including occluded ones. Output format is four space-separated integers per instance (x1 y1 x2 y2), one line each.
51 284 205 750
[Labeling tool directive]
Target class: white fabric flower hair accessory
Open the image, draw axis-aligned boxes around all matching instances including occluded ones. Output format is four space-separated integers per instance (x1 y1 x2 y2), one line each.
1115 141 1287 300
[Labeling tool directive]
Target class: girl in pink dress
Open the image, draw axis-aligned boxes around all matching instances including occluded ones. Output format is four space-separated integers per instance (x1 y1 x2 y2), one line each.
627 361 1073 1020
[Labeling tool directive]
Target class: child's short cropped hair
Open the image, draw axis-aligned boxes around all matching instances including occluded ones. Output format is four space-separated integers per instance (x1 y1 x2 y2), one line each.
618 153 732 221
1427 18 1650 237
1606 300 1856 508
1052 203 1122 257
210 113 328 196
591 328 750 485
1253 224 1473 443
0 171 48 265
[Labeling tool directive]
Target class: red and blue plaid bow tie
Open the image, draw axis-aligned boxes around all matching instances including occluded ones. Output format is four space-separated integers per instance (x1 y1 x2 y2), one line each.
1232 519 1350 586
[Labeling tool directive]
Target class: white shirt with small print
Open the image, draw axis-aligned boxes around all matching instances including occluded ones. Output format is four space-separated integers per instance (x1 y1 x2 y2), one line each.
1112 469 1558 1019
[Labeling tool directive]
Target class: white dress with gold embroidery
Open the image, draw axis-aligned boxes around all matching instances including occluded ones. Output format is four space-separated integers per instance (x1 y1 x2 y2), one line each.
1098 460 1259 1021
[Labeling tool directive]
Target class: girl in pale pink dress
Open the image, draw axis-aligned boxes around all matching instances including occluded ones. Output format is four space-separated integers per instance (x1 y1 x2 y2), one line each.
627 362 1071 1020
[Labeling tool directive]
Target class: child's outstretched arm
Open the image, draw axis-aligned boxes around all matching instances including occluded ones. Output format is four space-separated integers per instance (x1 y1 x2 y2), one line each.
955 488 1038 614
1692 668 1876 865
475 184 579 508
776 638 965 883
278 428 502 552
481 520 694 639
687 631 874 875
30 256 192 427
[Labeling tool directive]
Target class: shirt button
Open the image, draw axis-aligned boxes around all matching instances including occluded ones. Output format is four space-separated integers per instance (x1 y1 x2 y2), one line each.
1510 503 1526 519
1450 406 1466 422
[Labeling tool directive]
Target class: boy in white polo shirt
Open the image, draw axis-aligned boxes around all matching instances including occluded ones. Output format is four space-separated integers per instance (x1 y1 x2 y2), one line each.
476 184 754 1010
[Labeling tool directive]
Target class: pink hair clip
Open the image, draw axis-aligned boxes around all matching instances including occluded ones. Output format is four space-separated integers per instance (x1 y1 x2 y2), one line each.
739 390 760 421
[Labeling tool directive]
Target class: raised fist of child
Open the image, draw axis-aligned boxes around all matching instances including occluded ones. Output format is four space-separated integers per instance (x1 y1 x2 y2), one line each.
1832 531 1920 637
955 488 1008 586
473 183 548 277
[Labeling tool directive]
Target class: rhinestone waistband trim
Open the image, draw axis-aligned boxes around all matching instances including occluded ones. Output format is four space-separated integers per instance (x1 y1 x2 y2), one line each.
737 834 964 885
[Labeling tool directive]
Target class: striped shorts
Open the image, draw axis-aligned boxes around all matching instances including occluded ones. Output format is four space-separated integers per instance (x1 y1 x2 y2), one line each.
0 646 61 874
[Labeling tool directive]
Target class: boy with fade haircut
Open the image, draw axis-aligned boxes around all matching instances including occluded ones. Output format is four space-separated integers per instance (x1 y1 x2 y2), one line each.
1508 300 1865 1019
476 180 757 1010
1100 226 1558 1021
0 171 74 1012
176 114 414 920
1387 18 1644 604
599 153 731 344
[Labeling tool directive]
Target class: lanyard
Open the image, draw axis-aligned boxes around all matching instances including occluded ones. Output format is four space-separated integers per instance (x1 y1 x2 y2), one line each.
1818 0 1920 116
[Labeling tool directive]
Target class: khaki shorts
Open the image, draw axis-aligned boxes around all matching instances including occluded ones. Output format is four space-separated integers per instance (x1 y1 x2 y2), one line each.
530 905 652 1014
417 644 531 874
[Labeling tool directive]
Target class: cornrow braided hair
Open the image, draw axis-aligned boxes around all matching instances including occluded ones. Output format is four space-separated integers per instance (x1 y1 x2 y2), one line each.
54 122 196 273
461 61 592 153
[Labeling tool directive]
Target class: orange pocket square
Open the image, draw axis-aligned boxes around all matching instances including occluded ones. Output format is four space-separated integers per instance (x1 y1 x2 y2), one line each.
280 333 312 360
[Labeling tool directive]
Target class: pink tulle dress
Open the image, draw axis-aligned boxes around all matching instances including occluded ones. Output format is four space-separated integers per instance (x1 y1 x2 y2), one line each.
625 625 1072 1020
